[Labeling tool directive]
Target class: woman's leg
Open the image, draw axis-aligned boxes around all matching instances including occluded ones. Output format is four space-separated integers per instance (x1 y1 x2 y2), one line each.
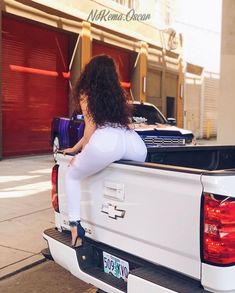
65 127 126 222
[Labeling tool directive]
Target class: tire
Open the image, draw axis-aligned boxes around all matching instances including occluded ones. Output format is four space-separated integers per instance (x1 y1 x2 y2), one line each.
53 136 60 162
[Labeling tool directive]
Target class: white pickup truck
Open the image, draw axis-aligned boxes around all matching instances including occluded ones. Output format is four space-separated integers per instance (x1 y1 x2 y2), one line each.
43 145 235 293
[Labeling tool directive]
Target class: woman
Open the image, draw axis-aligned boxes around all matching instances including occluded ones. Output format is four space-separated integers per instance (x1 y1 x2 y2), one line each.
63 55 147 246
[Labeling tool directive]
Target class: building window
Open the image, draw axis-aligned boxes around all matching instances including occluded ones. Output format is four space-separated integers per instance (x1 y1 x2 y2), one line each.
112 0 139 10
153 0 175 28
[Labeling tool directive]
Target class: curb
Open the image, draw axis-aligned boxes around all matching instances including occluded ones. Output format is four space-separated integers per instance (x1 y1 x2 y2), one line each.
0 254 46 281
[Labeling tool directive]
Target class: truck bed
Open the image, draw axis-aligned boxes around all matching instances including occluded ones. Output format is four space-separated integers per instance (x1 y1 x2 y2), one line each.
146 145 235 171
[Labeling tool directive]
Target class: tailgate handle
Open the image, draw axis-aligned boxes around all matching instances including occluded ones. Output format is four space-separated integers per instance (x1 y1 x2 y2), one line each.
103 181 125 201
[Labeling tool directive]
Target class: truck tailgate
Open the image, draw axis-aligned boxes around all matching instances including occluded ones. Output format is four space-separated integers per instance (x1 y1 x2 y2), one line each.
57 154 203 280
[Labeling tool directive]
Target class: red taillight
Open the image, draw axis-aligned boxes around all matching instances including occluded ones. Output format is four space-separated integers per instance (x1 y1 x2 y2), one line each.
51 164 59 213
203 192 235 265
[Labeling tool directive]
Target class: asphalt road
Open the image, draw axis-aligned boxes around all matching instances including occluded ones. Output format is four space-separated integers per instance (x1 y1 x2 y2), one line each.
0 260 97 293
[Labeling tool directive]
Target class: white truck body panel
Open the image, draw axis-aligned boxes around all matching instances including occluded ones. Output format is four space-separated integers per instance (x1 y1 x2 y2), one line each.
127 274 176 293
57 154 202 279
202 263 235 293
44 147 235 293
201 175 235 196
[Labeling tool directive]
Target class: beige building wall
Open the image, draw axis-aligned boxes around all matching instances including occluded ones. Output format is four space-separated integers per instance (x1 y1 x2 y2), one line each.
29 0 163 47
217 0 235 144
184 74 202 138
184 70 219 139
146 68 162 110
0 8 2 158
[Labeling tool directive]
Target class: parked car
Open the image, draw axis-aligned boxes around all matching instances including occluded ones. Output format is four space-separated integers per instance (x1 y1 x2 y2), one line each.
51 101 194 156
132 101 194 147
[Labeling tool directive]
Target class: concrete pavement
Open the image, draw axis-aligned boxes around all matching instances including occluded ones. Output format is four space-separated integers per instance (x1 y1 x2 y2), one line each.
0 261 96 293
197 137 217 145
0 154 54 280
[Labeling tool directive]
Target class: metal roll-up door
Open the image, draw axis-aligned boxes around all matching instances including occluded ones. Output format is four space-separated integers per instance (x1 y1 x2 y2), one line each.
92 41 131 89
203 73 219 138
2 16 69 156
184 75 201 137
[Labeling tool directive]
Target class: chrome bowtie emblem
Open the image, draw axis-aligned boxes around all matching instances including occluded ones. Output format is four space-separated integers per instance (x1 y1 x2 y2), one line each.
101 203 125 219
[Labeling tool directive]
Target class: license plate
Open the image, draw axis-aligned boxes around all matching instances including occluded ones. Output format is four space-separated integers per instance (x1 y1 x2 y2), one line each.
103 251 129 281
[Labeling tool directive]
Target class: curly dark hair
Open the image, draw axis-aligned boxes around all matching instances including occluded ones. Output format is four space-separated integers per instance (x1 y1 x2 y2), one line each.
73 54 132 128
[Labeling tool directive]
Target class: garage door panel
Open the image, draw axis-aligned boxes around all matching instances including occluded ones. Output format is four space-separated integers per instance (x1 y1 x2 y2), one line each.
2 16 69 156
92 41 131 83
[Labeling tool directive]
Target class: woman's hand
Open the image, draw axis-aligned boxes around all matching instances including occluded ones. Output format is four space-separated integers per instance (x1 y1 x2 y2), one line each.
63 148 75 156
68 156 76 167
63 148 77 167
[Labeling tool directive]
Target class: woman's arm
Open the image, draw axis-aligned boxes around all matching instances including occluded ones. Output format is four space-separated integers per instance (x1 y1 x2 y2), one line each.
63 95 96 155
63 114 96 155
82 115 96 146
79 95 96 147
63 136 84 155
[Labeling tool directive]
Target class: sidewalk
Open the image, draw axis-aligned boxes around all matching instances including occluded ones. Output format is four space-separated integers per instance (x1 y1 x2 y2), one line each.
197 137 217 145
0 154 54 280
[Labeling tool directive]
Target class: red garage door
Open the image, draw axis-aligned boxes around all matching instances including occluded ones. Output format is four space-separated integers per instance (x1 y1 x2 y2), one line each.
92 41 131 88
2 16 69 156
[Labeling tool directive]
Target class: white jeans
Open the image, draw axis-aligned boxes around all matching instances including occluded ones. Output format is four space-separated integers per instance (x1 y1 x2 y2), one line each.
65 126 147 222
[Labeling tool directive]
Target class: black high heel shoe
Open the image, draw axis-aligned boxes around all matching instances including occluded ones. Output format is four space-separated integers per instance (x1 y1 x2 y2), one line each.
69 220 85 247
